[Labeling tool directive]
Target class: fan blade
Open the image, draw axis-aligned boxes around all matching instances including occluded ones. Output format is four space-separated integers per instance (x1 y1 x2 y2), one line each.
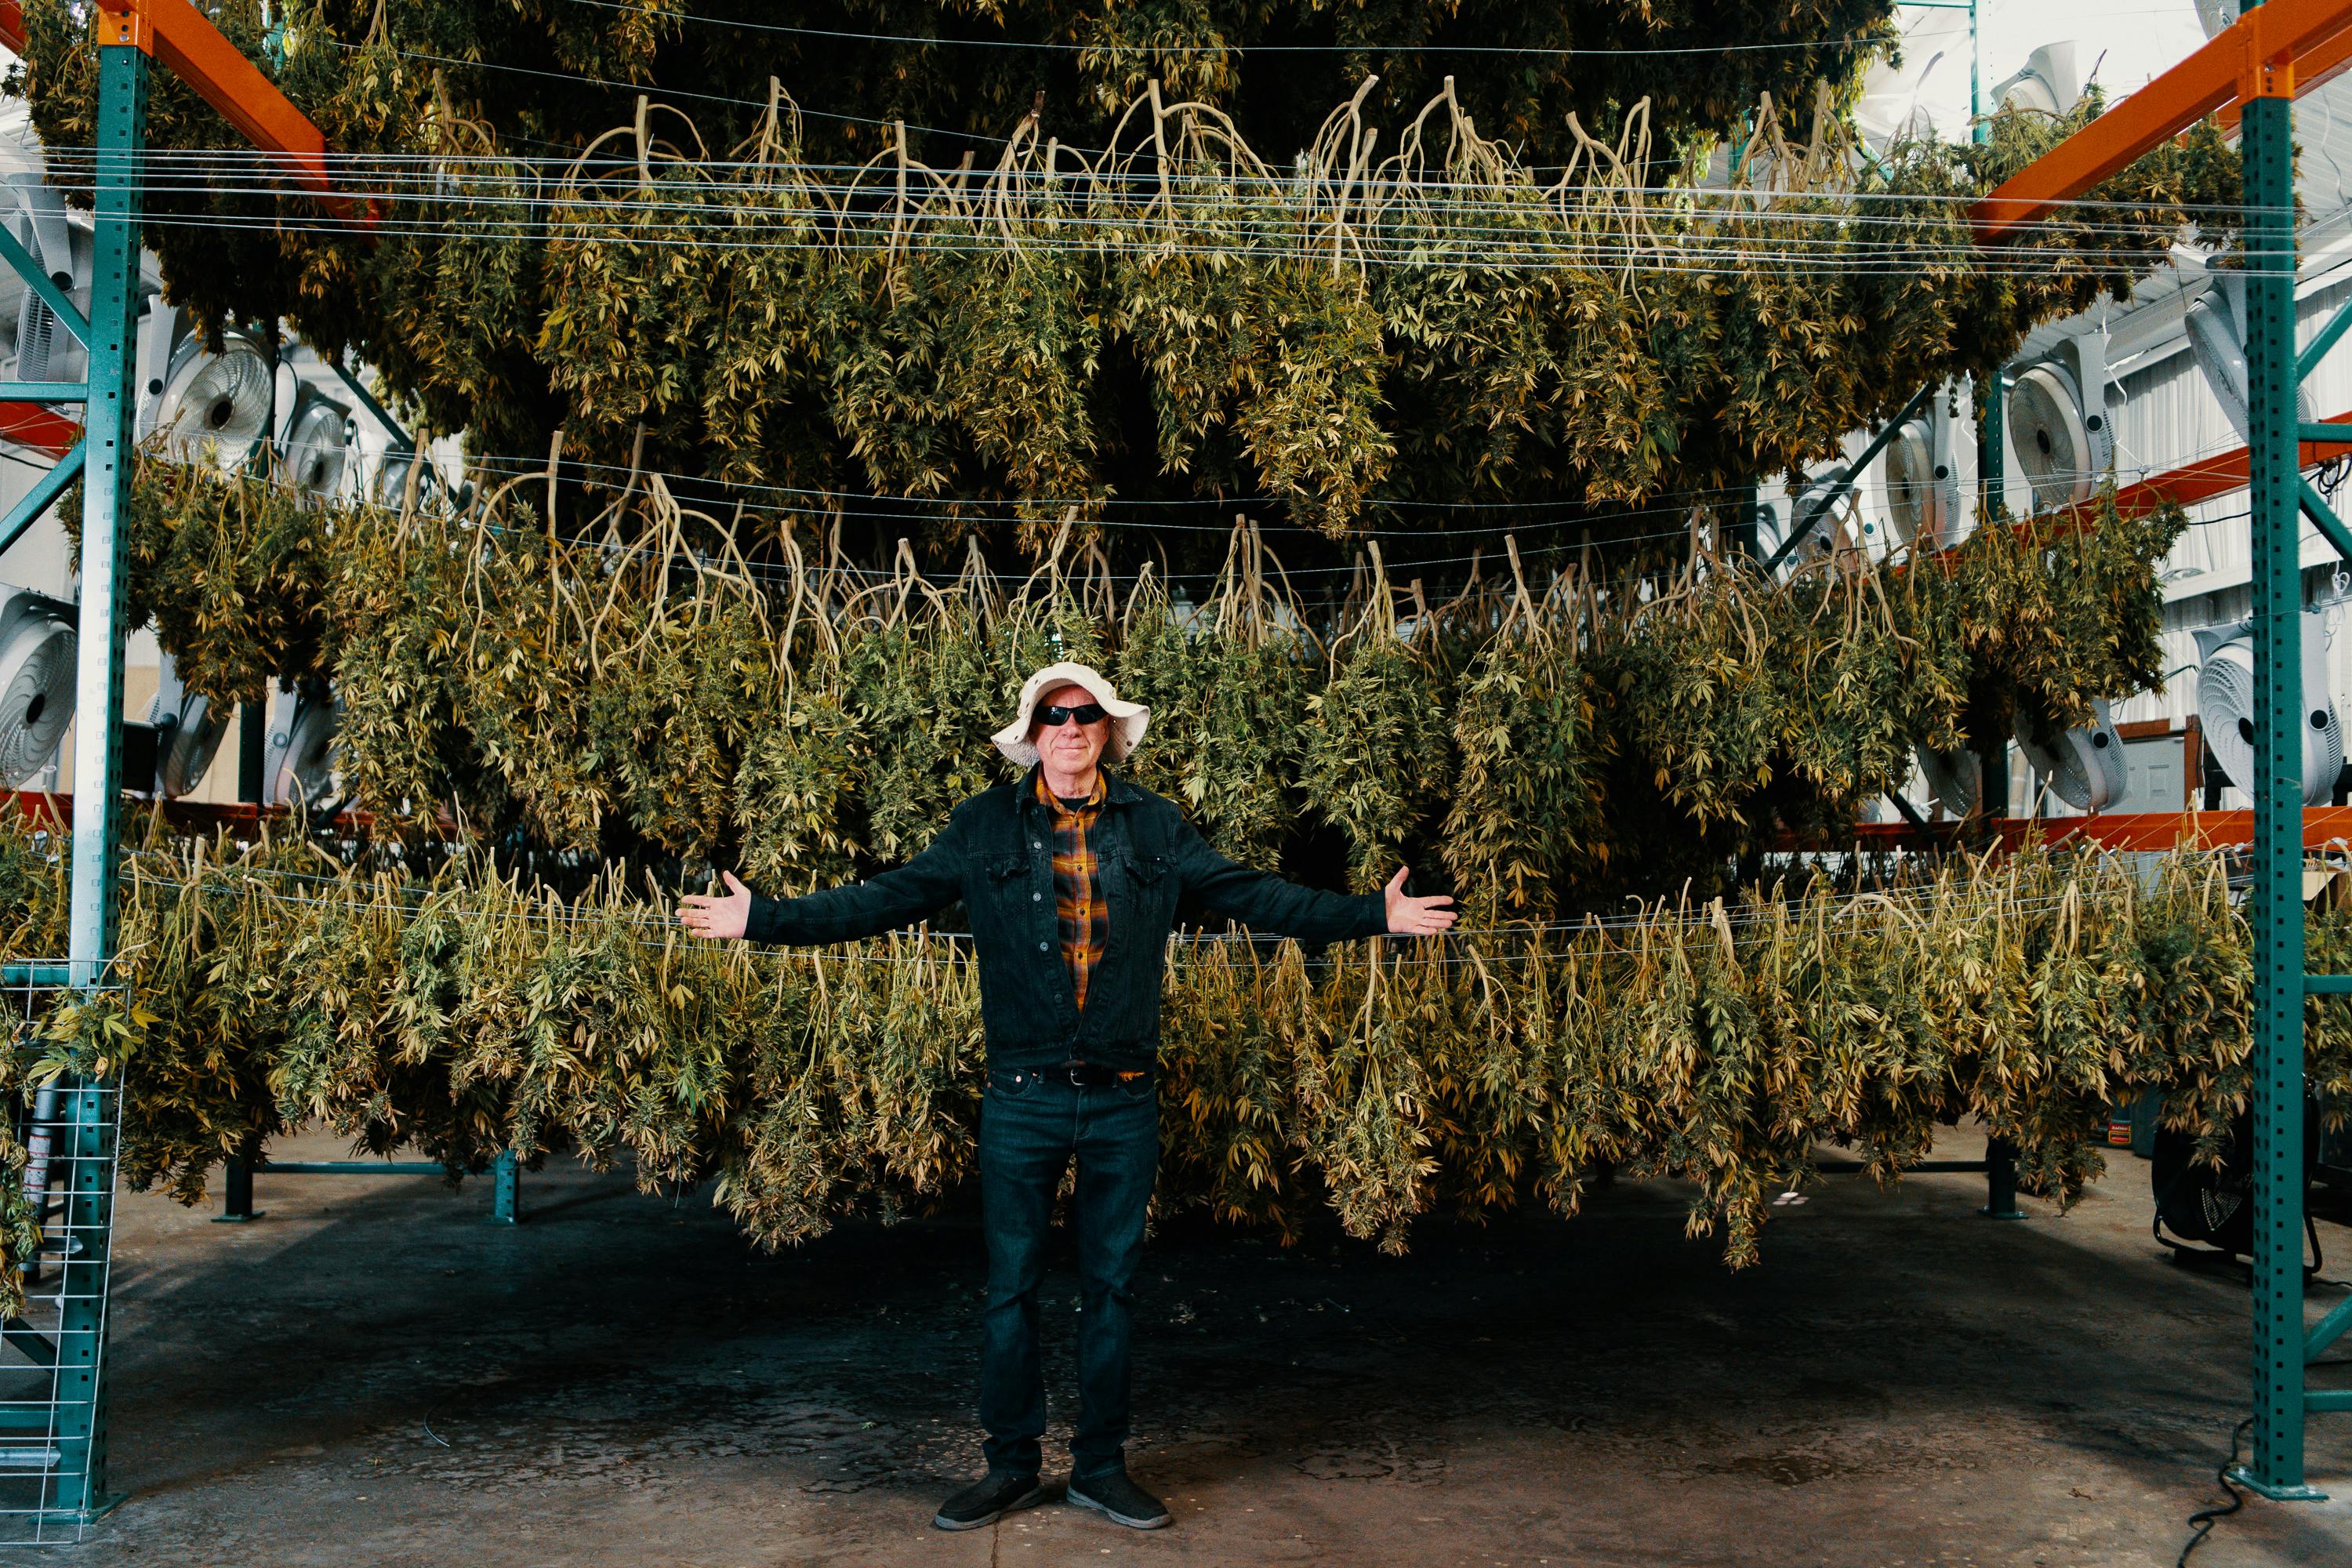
158 691 229 798
1916 745 1980 817
2007 364 2091 512
158 333 274 470
2187 289 2252 443
2196 614 2341 805
282 394 350 498
270 688 343 814
0 590 75 789
2082 700 2128 813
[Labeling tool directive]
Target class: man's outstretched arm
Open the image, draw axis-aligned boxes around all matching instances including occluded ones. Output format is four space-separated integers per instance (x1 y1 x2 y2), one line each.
679 815 968 944
1173 818 1456 940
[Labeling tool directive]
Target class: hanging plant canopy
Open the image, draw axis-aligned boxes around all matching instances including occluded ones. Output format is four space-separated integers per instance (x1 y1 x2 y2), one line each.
13 2 2234 557
0 815 2343 1317
72 452 2187 908
0 4 2278 1313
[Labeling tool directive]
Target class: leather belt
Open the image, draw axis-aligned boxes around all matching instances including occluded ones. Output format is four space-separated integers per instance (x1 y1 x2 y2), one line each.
1026 1061 1152 1088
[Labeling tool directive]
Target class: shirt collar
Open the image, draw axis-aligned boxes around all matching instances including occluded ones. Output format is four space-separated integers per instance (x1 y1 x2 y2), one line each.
1034 767 1108 817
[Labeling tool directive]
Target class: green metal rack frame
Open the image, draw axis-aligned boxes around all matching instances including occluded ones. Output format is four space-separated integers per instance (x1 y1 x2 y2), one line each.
0 31 155 1533
0 0 2327 1535
213 1150 524 1225
0 5 505 1528
1962 0 2352 1495
2243 63 2318 1500
2242 7 2348 1496
0 24 150 1536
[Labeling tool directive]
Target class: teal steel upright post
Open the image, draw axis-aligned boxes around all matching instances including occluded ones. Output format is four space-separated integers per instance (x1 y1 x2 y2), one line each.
51 24 150 1523
491 1149 521 1224
2235 14 2324 1502
1973 371 2009 837
1976 369 2005 521
1970 0 1981 141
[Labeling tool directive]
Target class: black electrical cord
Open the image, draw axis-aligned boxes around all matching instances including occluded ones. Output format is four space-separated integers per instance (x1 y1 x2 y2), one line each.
2176 1417 2255 1568
2320 453 2352 506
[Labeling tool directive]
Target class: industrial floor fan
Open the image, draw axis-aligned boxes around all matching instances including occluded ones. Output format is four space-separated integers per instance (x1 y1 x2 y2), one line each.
2151 1099 2321 1275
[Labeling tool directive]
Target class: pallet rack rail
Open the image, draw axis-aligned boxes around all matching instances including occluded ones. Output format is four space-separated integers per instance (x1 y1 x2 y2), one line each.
0 0 2338 1532
0 0 368 1534
1969 0 2352 1499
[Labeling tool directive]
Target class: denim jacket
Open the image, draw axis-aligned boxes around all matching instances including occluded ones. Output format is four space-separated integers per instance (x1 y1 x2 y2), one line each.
744 765 1388 1070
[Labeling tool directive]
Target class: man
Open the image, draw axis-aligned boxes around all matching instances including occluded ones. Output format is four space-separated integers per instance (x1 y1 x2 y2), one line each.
677 661 1455 1533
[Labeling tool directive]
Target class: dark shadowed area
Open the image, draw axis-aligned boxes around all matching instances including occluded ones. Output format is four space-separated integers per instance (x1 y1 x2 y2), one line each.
13 1127 2352 1567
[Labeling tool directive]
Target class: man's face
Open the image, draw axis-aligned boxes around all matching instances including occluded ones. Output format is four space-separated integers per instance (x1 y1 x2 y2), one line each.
1030 682 1109 774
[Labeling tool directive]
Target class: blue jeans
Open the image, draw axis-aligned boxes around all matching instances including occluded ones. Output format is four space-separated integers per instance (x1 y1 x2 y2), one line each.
978 1067 1158 1481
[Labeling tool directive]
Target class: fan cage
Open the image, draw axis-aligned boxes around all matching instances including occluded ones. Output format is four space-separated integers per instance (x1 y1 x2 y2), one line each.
158 335 274 471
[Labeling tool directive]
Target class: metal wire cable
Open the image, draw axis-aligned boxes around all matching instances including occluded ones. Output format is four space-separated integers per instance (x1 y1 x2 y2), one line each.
67 173 2241 246
32 141 2263 240
97 207 2220 277
33 138 2266 209
434 440 2245 530
552 0 1893 58
142 856 2145 958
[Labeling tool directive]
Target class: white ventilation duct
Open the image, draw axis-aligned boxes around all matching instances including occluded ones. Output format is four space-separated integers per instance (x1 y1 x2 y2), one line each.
146 652 229 799
132 298 180 441
1991 43 2085 119
154 328 274 470
0 174 88 388
2015 697 2129 813
1917 744 1982 818
2186 270 2312 445
2195 612 2343 806
0 586 75 789
2194 0 2240 39
1878 394 1962 550
264 684 342 814
2007 336 2114 512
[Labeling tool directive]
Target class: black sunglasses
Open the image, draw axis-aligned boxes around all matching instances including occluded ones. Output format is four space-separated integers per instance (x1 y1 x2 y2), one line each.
1036 702 1108 728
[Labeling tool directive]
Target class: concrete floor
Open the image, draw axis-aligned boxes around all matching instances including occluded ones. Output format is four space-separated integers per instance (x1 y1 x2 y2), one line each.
11 1128 2352 1567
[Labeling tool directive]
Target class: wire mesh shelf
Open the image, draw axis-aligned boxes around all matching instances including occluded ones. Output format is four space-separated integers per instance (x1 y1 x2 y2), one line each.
0 962 121 1544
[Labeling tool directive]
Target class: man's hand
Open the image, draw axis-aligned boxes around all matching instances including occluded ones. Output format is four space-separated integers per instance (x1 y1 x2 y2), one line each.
1383 866 1457 936
678 871 754 941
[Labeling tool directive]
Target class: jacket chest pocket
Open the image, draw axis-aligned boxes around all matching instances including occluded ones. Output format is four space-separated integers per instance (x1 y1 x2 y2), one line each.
1122 851 1174 922
982 852 1041 917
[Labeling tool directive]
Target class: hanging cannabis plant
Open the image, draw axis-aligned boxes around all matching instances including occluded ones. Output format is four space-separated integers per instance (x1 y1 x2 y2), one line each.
1301 546 1453 892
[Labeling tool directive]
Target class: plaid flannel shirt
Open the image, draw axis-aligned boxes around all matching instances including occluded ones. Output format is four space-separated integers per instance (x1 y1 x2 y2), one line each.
1037 769 1110 1012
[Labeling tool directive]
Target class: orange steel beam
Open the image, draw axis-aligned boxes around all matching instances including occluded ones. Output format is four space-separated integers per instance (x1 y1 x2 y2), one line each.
1 3 357 223
92 0 370 225
2221 21 2352 129
0 402 80 457
1990 808 2352 853
0 791 383 837
1796 808 2352 855
1972 0 2352 241
2084 405 2352 521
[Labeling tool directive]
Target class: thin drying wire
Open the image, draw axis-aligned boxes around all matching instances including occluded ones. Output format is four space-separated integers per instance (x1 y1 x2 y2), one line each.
554 0 1893 59
144 855 2154 962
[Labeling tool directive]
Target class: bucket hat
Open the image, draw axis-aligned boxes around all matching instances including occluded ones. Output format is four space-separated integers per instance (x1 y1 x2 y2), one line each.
992 661 1149 768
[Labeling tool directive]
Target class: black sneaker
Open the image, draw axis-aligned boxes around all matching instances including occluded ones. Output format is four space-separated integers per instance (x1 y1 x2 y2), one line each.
1065 1468 1174 1530
932 1470 1045 1531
